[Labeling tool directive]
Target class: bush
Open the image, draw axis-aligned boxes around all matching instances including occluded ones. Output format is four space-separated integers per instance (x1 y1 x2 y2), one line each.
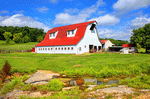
1 61 11 82
119 75 150 89
22 75 29 82
1 77 24 94
8 40 15 45
47 79 64 91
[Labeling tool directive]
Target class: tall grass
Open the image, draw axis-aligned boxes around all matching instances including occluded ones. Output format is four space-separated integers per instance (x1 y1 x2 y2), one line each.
0 52 149 78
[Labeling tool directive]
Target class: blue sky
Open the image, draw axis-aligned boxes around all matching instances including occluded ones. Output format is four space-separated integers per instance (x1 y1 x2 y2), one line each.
0 0 150 40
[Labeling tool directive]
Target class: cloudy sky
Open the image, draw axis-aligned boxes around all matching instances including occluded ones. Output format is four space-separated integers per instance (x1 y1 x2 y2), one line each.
0 0 150 40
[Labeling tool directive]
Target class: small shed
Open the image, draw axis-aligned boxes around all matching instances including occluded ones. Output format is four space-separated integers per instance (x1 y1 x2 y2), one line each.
120 44 137 54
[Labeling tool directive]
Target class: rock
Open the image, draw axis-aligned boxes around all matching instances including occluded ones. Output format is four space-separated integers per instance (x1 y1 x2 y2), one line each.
62 87 75 91
25 70 60 84
140 89 150 92
87 85 97 90
118 85 128 88
31 81 49 85
97 87 134 94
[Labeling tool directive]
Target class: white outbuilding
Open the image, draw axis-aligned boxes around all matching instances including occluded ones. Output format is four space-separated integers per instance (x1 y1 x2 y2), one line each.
35 21 102 54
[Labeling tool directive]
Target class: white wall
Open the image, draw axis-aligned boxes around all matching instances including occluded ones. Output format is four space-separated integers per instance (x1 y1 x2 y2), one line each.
76 23 102 54
103 40 113 51
35 45 76 54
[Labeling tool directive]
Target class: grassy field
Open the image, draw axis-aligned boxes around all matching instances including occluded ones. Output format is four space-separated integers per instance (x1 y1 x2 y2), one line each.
0 52 149 78
0 40 38 50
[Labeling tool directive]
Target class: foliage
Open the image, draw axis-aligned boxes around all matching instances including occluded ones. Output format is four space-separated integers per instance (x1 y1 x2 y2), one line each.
22 74 29 82
46 79 64 91
136 43 141 51
130 23 150 53
100 38 129 46
13 33 23 43
1 77 24 94
23 35 31 43
1 61 11 82
8 40 15 45
0 26 46 42
119 74 150 89
3 32 12 44
37 36 44 42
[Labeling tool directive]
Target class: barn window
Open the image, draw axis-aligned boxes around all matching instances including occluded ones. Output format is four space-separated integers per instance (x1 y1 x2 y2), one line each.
43 48 44 50
39 48 40 50
85 45 86 48
51 48 53 50
61 47 63 50
71 47 73 50
67 28 77 37
68 47 70 50
49 31 58 39
58 47 60 50
55 48 57 50
64 47 66 50
45 48 47 50
79 47 81 51
41 48 42 50
48 48 50 50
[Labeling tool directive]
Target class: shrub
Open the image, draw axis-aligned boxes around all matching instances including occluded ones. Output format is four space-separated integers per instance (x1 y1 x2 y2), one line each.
23 35 31 43
8 40 15 45
1 61 11 82
22 75 29 82
119 74 150 89
1 77 24 94
47 79 64 91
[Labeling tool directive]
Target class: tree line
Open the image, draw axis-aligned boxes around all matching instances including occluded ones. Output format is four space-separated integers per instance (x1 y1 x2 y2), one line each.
99 38 129 46
0 26 46 44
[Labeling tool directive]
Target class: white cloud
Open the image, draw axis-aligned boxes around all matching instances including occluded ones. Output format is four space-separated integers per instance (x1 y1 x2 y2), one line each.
13 10 24 14
98 28 131 40
64 8 79 14
37 6 49 13
0 14 50 32
113 0 150 13
89 14 120 25
53 0 105 25
0 16 4 20
130 16 150 27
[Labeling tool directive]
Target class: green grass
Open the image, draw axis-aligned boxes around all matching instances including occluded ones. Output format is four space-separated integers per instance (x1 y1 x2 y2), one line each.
0 40 38 50
0 52 149 78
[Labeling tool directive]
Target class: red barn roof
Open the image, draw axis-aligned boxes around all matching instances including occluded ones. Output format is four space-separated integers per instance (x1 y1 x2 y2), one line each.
100 40 108 44
35 21 96 47
122 44 134 47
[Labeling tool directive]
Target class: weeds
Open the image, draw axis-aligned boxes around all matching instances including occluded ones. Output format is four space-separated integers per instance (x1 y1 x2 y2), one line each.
1 77 24 94
1 61 11 82
119 74 150 89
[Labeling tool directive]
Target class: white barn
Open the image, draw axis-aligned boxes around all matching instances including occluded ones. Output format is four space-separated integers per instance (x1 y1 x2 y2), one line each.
35 21 102 54
101 40 115 51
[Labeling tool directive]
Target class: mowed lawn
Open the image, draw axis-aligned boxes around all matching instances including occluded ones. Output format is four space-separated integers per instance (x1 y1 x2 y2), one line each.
0 52 149 78
0 40 38 50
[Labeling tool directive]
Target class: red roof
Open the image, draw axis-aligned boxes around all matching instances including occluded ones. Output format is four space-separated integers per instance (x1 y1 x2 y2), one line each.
122 44 134 47
100 40 108 44
35 21 96 47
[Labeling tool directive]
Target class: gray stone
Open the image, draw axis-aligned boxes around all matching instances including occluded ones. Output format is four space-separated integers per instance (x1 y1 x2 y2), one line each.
62 87 75 91
140 89 150 92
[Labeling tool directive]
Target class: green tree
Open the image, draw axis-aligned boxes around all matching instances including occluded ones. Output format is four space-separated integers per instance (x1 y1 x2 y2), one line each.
0 29 5 40
23 35 31 43
3 32 12 44
13 33 23 43
130 23 150 53
37 36 44 42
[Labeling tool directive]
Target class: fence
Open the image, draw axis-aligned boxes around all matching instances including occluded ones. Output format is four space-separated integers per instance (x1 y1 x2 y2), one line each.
0 49 32 54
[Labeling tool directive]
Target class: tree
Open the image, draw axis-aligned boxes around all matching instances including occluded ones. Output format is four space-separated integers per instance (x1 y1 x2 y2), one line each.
37 36 44 42
130 23 150 53
0 29 5 40
3 32 12 44
23 35 31 43
13 33 23 43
